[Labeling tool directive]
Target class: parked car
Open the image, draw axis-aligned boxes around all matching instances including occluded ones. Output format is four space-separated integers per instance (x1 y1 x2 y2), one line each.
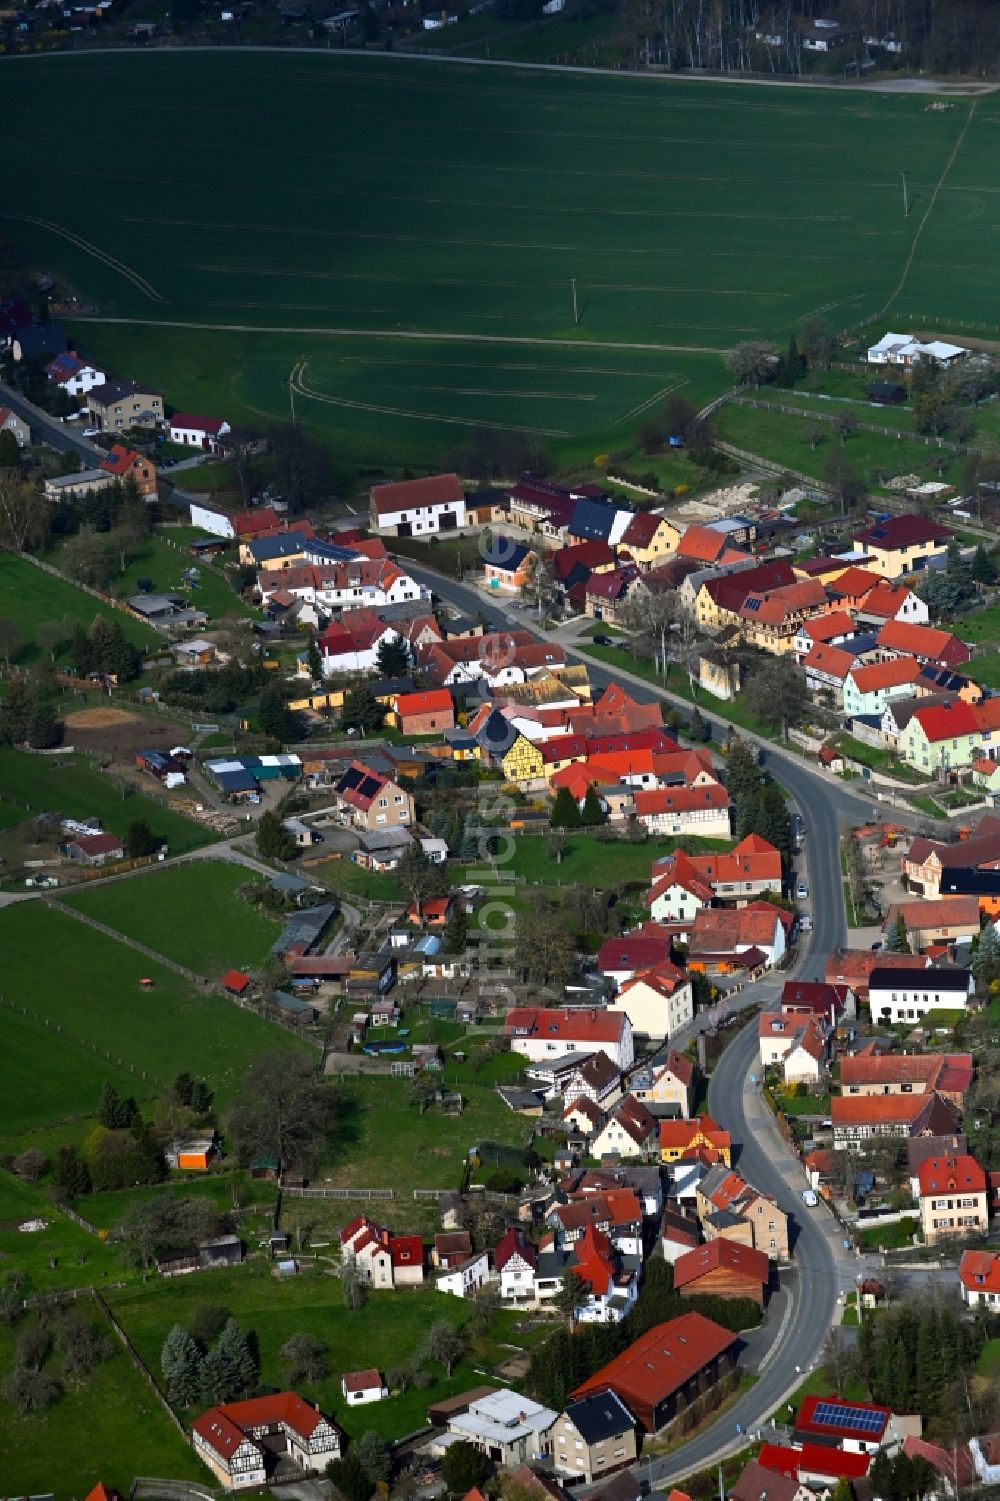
592 634 613 646
796 881 809 900
800 1189 819 1208
82 427 100 438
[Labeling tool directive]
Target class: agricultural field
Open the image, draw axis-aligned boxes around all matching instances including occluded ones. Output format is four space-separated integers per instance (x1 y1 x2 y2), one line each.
0 553 159 665
0 745 214 857
1 53 994 466
0 902 309 1143
64 859 283 974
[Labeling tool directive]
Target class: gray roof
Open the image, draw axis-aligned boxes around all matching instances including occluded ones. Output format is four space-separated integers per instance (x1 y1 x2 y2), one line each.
563 1390 635 1444
473 707 519 756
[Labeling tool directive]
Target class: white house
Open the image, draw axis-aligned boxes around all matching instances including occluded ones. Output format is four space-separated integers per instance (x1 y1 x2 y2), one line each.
446 1389 557 1467
369 473 467 537
45 351 106 397
170 412 232 451
591 1096 658 1160
868 965 973 1025
867 333 968 368
494 1227 539 1302
616 966 694 1042
434 1249 491 1299
843 657 923 719
341 1370 388 1406
504 1007 635 1071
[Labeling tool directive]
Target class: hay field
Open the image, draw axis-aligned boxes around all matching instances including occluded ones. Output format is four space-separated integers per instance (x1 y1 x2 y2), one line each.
2 53 994 462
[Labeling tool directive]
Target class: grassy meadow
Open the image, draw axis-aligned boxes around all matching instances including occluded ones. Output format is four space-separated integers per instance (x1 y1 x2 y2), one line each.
0 553 159 664
63 859 283 974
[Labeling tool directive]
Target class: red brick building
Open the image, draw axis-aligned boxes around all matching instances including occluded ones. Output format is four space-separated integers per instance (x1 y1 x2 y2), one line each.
393 688 455 737
100 443 157 496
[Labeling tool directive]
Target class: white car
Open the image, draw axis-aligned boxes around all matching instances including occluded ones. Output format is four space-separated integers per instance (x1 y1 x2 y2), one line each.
82 427 101 438
801 1189 819 1207
796 882 809 900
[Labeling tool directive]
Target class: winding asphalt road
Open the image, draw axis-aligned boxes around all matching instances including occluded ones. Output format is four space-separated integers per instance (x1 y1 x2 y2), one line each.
400 557 913 1480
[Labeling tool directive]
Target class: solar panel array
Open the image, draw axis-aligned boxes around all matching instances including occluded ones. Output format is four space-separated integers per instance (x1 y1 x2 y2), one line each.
811 1402 884 1433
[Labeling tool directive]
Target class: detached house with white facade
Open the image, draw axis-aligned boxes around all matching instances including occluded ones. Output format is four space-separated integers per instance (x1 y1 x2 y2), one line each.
369 473 467 537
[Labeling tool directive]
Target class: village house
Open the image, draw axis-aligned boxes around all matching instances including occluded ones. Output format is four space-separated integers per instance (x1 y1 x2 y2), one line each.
65 831 125 866
571 1312 739 1433
650 834 782 910
630 1048 696 1118
695 1164 790 1259
192 1393 341 1490
843 657 924 719
169 413 231 451
867 333 968 369
483 538 537 592
445 1388 557 1466
341 1370 388 1406
916 1154 988 1244
591 1096 659 1160
0 404 30 447
876 619 971 670
505 1008 635 1071
616 964 694 1043
633 784 732 840
551 1391 638 1485
904 818 1000 899
757 1014 826 1086
494 1226 540 1302
672 1239 769 1306
831 1091 960 1149
86 378 164 431
958 1249 1000 1308
369 473 467 537
868 962 974 1024
839 1052 972 1107
884 896 980 951
392 688 455 736
45 350 106 396
659 1115 731 1165
687 903 789 973
339 1216 424 1288
854 580 929 628
660 1205 702 1263
100 443 157 496
852 514 953 580
618 511 680 570
562 1050 623 1111
332 761 414 832
435 1248 492 1299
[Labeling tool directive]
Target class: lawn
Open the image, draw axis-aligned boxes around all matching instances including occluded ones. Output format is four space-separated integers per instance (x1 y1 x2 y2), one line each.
714 402 965 490
1 53 991 466
967 652 1000 689
855 1216 919 1250
502 830 731 887
0 1320 206 1499
44 532 253 623
0 745 214 856
572 641 780 740
108 1263 528 1443
321 1074 534 1193
976 1338 1000 1377
63 859 283 975
0 903 310 1138
312 854 404 902
0 552 159 665
0 1171 130 1295
960 606 1000 647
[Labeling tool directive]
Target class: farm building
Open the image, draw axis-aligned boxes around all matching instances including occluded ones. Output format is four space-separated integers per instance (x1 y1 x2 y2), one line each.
571 1313 739 1433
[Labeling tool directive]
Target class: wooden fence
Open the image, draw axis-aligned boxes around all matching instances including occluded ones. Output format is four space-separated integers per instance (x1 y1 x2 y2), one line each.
95 1290 188 1437
281 1185 396 1200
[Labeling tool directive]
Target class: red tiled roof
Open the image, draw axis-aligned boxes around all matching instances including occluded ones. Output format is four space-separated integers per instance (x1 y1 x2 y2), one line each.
494 1226 538 1272
621 511 667 549
800 609 855 643
878 618 970 665
635 784 730 817
71 832 123 856
848 656 922 693
395 688 453 718
233 507 282 538
916 1153 986 1197
757 1444 871 1482
100 443 145 477
860 582 916 618
911 699 978 742
803 642 854 681
854 513 952 550
505 1006 628 1045
193 1392 325 1459
389 1234 423 1267
884 894 979 931
370 472 463 517
659 1115 730 1153
221 969 250 994
831 1094 938 1125
343 1368 383 1393
958 1248 1000 1293
571 1312 738 1407
171 412 226 434
676 524 729 564
672 1238 769 1290
828 565 882 598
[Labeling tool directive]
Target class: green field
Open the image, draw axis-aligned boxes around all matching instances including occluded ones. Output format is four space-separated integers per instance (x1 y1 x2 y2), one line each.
503 829 731 885
0 53 994 466
0 1319 206 1499
42 531 254 623
0 552 160 664
323 1075 532 1192
0 903 308 1138
108 1264 521 1442
64 859 283 975
0 745 213 856
968 652 1000 688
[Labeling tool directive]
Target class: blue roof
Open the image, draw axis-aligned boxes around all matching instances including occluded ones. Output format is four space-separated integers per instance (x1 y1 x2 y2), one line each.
482 536 531 572
215 769 259 792
248 530 311 562
307 539 364 564
569 495 622 541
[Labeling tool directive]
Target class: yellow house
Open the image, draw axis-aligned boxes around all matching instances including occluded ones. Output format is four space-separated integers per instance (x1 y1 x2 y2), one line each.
289 688 345 713
853 514 953 579
501 734 545 785
618 512 681 570
659 1114 732 1166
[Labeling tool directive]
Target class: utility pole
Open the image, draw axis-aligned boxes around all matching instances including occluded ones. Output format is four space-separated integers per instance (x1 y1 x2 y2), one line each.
901 171 909 218
570 277 579 326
